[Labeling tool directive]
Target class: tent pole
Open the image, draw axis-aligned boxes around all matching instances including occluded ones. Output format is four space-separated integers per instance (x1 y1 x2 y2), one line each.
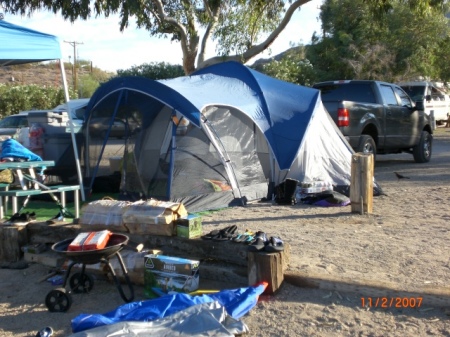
59 59 85 201
201 117 243 202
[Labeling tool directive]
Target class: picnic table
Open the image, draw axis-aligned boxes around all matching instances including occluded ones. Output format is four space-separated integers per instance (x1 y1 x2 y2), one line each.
0 160 80 220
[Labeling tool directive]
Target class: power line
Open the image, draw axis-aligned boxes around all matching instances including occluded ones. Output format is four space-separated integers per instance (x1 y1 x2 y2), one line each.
64 40 83 92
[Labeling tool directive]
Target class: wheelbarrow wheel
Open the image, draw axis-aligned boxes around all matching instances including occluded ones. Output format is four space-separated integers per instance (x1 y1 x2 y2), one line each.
69 272 94 293
45 287 72 312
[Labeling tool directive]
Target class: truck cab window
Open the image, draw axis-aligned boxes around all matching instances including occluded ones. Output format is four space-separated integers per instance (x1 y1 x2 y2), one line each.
379 84 398 106
394 87 413 108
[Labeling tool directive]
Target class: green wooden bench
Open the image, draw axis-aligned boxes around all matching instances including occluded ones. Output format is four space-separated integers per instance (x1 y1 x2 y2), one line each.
0 185 80 220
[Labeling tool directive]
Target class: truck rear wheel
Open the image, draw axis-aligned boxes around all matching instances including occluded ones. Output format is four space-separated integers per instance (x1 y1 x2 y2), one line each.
357 135 376 160
413 130 432 163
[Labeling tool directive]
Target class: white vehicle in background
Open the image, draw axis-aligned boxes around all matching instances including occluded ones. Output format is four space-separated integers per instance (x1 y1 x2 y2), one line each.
398 81 450 124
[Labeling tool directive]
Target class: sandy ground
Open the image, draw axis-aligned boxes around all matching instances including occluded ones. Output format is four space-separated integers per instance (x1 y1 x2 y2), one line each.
1 129 450 336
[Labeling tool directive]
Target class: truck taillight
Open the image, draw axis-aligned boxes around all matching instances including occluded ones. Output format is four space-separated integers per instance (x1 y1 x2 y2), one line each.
337 108 349 127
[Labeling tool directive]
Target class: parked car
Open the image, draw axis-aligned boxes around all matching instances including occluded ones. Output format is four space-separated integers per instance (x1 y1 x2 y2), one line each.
89 117 140 139
0 112 30 143
313 80 433 163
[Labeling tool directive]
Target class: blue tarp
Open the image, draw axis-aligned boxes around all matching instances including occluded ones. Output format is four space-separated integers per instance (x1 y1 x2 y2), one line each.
71 283 267 333
0 20 62 66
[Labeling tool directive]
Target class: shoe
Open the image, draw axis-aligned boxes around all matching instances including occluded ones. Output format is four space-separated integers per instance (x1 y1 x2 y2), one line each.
212 225 237 241
247 231 268 252
36 327 53 337
28 212 37 221
6 213 20 223
201 229 220 240
12 212 31 226
265 236 284 252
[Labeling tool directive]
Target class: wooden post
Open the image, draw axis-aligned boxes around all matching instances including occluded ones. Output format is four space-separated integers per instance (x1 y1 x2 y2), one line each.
350 153 374 214
248 251 285 295
0 226 28 262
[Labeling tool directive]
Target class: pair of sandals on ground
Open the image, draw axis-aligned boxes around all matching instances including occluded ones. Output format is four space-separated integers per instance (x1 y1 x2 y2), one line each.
202 225 284 252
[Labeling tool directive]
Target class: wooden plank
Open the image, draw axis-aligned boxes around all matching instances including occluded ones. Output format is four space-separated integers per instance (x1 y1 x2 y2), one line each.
350 153 374 214
0 225 28 262
24 251 65 268
28 222 291 269
284 271 450 308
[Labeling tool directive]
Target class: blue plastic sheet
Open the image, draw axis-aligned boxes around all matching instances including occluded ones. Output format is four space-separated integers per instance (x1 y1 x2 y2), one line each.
71 283 267 333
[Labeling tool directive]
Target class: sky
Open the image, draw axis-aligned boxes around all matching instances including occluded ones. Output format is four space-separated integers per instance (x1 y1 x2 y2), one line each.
3 1 323 73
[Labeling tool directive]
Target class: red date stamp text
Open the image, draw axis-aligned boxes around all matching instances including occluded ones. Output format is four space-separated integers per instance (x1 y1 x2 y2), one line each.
361 297 423 308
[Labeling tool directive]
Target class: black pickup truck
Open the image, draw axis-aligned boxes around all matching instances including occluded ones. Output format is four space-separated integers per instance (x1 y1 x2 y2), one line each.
313 80 433 163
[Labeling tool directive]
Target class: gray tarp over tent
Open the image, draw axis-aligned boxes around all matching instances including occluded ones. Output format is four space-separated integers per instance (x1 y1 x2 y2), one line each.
0 19 84 199
83 61 355 212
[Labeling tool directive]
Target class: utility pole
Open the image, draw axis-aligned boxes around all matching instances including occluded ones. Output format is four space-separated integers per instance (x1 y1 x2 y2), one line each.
64 41 83 93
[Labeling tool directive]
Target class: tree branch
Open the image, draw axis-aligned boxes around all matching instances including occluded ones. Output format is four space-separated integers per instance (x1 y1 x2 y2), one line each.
198 0 313 69
152 0 189 46
197 3 221 64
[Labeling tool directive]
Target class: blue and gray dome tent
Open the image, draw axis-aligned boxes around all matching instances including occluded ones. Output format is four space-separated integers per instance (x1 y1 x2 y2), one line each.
83 61 354 212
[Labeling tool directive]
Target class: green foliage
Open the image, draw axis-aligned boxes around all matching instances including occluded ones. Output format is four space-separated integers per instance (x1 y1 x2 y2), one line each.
214 0 284 56
306 0 450 83
116 62 185 80
77 74 101 98
258 47 317 86
0 84 77 117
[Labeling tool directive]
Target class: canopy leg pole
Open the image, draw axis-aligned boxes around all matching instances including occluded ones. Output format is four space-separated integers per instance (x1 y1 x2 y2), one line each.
59 59 85 201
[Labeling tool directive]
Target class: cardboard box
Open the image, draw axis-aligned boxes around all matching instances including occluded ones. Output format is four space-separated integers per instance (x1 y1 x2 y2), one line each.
80 199 131 232
80 249 162 285
176 215 202 239
144 254 199 298
123 200 187 236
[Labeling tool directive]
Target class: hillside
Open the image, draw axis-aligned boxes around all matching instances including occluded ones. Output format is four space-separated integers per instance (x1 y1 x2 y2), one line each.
0 49 300 91
0 61 114 88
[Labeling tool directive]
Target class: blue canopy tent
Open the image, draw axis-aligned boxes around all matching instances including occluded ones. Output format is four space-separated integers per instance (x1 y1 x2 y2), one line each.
0 20 62 66
83 61 354 212
0 19 84 199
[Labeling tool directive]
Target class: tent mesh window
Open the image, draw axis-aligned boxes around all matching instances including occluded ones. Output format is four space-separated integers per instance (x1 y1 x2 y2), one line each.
204 106 269 189
171 122 230 198
85 90 144 196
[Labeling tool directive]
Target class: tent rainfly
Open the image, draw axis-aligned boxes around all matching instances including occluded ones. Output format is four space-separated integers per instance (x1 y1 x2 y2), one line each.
83 61 355 212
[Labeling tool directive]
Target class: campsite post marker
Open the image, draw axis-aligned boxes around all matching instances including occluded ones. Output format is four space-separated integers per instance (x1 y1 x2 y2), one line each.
350 153 374 214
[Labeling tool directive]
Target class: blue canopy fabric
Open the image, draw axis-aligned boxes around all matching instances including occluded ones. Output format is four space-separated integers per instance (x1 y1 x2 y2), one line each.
0 20 62 66
86 61 320 170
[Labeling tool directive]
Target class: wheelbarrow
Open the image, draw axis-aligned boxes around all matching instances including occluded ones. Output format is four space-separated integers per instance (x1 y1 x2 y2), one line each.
45 233 134 312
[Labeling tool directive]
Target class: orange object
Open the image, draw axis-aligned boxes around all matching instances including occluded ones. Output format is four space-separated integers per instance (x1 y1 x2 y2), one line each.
67 232 91 252
82 230 112 251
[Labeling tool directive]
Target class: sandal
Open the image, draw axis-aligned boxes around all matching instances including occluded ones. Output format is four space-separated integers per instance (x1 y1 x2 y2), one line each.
247 231 268 252
212 225 237 241
265 236 284 252
233 230 253 243
201 229 220 240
